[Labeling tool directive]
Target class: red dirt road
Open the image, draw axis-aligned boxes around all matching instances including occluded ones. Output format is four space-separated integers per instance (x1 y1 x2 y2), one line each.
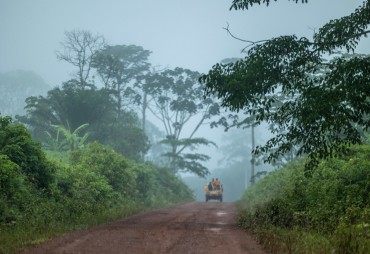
20 202 266 254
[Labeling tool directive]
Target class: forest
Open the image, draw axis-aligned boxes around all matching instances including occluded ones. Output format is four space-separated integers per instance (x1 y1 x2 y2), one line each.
1 0 370 253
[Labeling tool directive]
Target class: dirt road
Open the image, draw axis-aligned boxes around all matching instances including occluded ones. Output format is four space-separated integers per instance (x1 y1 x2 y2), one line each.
20 202 266 254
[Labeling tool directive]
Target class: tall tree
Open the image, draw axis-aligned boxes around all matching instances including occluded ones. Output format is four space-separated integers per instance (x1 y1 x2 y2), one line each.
17 80 115 141
140 66 168 133
56 30 105 88
200 0 370 171
209 58 262 184
144 67 220 177
17 80 149 161
92 44 151 113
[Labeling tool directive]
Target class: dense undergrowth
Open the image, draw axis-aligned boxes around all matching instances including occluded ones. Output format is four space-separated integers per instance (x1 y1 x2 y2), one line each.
0 117 193 254
237 145 370 254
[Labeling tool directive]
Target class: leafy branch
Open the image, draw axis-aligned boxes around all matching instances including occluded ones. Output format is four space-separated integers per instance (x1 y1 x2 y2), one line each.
201 0 370 172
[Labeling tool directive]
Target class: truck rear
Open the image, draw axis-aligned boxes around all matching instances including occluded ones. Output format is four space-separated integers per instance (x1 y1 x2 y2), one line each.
204 185 223 202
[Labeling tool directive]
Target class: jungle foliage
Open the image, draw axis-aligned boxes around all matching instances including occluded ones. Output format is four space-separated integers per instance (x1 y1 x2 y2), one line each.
17 79 149 162
237 145 370 254
0 116 193 253
201 0 370 171
144 67 220 177
14 30 220 175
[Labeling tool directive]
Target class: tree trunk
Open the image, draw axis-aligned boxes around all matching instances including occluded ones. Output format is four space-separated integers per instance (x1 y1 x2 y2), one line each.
250 122 256 185
142 91 147 132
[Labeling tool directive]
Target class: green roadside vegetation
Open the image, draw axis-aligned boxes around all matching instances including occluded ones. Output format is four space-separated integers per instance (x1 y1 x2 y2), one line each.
0 116 193 254
237 145 370 254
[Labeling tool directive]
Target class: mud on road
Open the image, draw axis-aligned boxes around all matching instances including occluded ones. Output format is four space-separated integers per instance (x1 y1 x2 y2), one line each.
20 202 266 254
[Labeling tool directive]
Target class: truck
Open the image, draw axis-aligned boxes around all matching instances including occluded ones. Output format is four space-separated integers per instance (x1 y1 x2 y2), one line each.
204 184 223 202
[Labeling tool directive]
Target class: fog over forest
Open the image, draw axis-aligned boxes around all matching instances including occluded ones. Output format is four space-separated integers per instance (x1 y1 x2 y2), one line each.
1 0 369 201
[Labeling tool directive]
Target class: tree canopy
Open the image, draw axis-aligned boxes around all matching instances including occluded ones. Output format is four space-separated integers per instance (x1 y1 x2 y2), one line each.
144 67 220 177
92 44 151 111
200 0 370 171
230 0 307 10
13 28 220 174
17 80 149 161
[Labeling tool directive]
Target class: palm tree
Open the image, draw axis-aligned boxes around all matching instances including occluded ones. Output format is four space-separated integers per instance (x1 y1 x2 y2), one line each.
51 122 90 152
44 127 66 151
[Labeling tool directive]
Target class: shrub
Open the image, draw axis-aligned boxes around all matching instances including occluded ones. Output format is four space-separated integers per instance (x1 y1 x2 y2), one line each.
238 145 370 253
70 142 137 197
0 155 30 224
0 116 55 190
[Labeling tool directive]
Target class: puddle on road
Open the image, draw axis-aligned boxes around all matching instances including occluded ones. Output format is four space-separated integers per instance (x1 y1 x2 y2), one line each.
216 211 227 216
203 211 231 234
206 227 222 234
205 222 230 234
216 221 227 225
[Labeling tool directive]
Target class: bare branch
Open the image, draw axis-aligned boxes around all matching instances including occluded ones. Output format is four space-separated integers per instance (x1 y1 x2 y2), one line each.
56 30 106 87
223 23 270 52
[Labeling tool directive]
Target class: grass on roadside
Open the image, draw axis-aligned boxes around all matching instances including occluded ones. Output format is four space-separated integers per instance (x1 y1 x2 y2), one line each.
249 226 369 254
0 202 145 254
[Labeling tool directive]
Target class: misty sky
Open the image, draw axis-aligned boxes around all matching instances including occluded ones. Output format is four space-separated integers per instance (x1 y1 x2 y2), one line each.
1 0 369 86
